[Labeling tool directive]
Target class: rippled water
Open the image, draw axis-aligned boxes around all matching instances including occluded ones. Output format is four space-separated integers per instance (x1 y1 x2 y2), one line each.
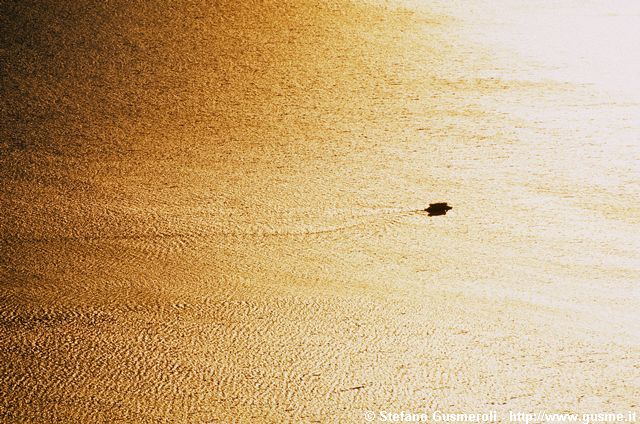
1 0 638 422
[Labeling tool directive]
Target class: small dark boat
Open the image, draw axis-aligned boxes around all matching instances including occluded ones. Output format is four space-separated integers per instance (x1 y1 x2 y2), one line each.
425 202 452 216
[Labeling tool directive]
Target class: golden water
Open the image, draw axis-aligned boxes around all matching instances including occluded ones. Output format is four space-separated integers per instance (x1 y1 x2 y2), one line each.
1 1 638 422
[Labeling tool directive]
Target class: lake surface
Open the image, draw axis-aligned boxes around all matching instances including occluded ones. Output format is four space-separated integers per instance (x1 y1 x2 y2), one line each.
1 0 638 421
